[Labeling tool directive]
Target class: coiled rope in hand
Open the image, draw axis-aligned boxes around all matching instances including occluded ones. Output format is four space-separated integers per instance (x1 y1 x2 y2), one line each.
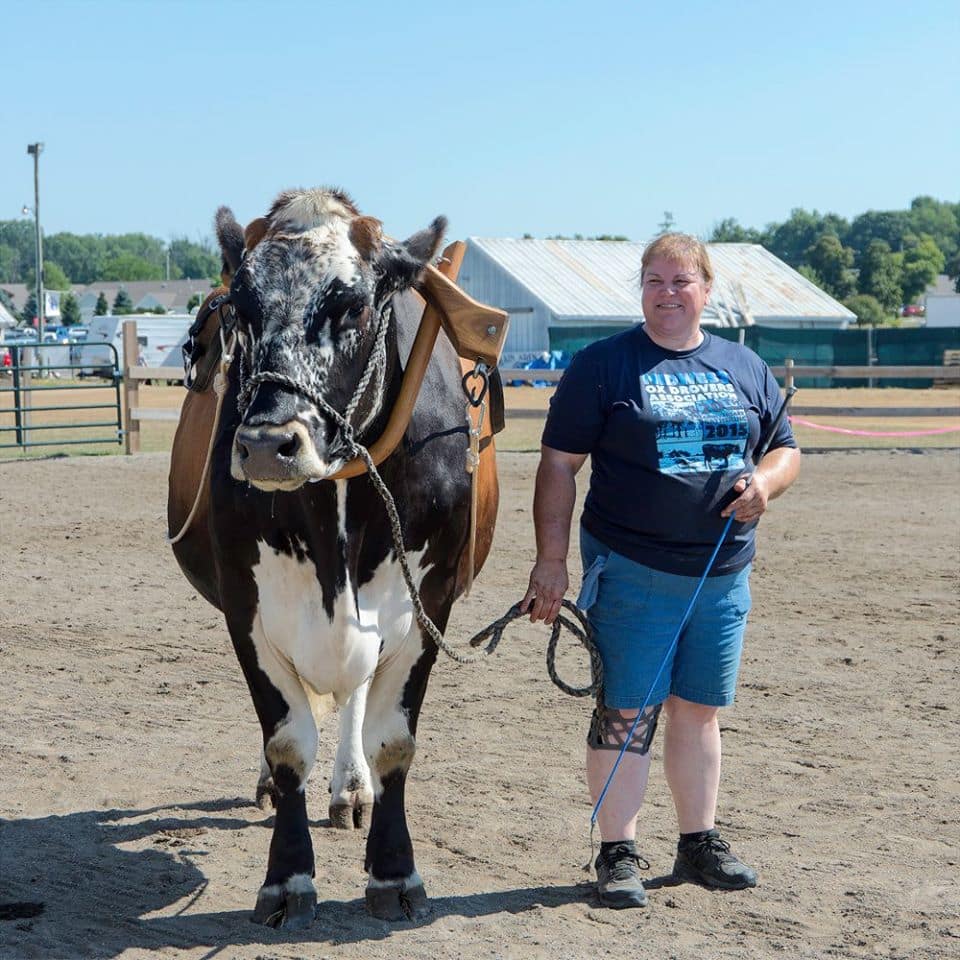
467 599 603 701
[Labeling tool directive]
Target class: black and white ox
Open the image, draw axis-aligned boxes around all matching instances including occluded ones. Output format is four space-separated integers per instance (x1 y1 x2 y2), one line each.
167 188 499 927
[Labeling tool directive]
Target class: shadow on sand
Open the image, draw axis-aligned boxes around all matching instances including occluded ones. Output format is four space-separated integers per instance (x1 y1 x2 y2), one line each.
0 797 594 958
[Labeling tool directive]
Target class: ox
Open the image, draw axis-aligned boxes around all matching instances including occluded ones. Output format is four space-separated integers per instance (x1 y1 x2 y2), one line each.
167 188 500 927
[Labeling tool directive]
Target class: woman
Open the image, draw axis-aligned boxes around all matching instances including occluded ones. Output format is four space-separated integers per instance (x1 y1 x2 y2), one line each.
521 234 800 909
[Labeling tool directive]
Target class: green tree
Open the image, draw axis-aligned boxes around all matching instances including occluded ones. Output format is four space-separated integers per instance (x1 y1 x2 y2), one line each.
945 252 960 294
167 237 220 280
709 218 763 243
763 209 825 267
186 292 202 312
44 233 105 284
21 291 38 325
906 196 959 260
0 245 22 282
843 294 888 327
0 220 36 281
113 289 134 314
25 260 71 291
60 292 82 326
857 239 903 311
101 253 164 281
847 210 912 262
804 234 857 299
95 291 109 315
797 264 825 288
105 232 166 270
900 233 946 303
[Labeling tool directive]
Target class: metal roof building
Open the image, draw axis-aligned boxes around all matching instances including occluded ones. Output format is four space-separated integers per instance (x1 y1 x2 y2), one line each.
458 238 856 364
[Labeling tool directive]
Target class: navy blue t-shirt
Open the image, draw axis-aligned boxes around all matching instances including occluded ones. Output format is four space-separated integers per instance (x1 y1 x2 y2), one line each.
542 326 796 576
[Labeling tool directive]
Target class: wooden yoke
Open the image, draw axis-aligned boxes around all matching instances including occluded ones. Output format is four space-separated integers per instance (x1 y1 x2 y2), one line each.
418 262 508 368
328 241 508 480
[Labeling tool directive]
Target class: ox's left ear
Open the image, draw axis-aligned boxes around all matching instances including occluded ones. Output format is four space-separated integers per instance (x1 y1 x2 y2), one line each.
375 216 447 294
215 206 245 284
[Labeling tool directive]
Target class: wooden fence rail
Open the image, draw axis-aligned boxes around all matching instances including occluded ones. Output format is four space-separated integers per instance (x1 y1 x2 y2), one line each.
120 338 960 453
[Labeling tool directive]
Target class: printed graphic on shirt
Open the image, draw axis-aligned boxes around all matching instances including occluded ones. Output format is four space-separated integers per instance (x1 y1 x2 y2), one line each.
641 370 748 474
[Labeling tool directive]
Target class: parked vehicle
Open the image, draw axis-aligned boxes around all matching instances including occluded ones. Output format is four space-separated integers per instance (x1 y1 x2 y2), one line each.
1 327 38 344
76 314 192 377
60 325 88 342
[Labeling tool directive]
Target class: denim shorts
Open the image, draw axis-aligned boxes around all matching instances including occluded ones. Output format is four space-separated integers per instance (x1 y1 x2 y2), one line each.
578 527 751 709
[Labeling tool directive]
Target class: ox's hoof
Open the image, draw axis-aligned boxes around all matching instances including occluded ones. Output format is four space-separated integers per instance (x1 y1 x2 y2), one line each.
255 776 278 812
252 875 316 930
329 800 372 830
365 877 429 921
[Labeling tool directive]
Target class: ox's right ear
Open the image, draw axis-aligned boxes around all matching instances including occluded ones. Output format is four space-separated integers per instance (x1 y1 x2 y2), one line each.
374 216 447 296
215 206 245 283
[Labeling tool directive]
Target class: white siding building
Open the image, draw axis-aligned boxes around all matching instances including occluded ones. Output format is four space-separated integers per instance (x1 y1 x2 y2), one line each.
458 238 856 365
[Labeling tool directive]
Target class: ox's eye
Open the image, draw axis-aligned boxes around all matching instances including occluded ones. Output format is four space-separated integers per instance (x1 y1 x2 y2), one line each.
334 303 370 335
347 304 371 328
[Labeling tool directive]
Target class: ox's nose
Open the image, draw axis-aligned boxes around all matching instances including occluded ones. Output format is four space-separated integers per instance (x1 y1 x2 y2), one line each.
235 424 302 480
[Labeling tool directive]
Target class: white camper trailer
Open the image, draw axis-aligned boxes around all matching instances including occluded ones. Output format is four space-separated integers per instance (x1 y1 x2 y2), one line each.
78 314 193 376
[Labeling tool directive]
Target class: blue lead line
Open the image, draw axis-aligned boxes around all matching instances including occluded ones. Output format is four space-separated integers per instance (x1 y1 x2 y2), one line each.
589 511 737 827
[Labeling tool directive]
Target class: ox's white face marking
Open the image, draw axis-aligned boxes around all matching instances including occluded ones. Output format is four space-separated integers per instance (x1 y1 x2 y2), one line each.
271 189 357 233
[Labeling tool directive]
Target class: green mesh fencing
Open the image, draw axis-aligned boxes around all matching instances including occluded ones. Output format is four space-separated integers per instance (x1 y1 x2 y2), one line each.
548 325 634 355
552 325 960 389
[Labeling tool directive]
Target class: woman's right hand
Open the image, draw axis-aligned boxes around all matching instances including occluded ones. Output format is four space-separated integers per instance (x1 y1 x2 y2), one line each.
520 558 569 625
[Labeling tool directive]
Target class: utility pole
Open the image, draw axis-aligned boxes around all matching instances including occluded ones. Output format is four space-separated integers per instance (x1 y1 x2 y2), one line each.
26 143 44 337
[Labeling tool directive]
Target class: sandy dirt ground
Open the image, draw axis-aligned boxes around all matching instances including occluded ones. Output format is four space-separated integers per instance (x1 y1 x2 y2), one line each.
1 449 958 960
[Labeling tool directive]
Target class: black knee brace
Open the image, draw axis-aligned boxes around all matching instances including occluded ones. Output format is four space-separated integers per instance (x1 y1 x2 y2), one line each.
588 704 662 757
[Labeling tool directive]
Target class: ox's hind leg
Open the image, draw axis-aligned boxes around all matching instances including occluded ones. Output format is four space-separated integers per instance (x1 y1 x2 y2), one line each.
230 618 319 929
329 680 374 829
362 628 440 920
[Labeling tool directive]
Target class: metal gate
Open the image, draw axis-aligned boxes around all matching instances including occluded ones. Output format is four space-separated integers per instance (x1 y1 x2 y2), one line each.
0 341 123 452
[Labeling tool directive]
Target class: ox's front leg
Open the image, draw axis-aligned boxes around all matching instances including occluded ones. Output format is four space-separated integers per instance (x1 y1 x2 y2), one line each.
230 618 319 930
329 680 374 829
362 632 439 921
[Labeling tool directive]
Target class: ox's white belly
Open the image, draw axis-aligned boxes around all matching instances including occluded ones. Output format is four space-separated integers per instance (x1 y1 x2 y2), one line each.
251 538 428 705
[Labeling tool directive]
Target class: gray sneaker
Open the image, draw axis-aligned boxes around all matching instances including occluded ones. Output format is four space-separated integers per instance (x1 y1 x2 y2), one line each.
595 842 649 908
673 830 758 890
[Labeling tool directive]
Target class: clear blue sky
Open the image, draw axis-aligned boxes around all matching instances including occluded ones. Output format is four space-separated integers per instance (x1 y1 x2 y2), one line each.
2 0 957 247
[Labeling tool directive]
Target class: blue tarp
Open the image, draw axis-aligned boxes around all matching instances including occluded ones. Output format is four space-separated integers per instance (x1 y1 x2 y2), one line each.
509 350 569 387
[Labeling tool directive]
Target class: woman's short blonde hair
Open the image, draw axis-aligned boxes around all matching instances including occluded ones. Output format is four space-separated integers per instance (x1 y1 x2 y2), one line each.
641 233 714 284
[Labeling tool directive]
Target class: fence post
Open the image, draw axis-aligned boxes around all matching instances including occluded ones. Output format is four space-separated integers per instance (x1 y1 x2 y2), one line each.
784 357 794 393
122 319 140 454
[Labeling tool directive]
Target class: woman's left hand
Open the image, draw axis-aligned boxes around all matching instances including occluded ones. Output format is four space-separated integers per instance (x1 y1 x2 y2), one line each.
721 471 770 523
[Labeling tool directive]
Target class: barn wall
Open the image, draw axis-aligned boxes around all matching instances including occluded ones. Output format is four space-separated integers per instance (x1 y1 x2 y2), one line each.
458 244 553 364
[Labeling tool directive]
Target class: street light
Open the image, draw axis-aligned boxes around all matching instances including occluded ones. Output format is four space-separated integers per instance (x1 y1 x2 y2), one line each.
26 143 43 337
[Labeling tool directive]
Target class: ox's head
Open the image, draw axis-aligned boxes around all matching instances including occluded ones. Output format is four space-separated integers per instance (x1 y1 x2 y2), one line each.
217 188 446 491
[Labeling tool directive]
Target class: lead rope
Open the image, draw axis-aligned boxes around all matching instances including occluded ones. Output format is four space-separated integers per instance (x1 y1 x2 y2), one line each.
167 325 237 545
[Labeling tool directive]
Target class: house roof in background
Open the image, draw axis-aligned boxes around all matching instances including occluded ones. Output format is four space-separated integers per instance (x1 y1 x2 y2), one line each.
0 279 214 312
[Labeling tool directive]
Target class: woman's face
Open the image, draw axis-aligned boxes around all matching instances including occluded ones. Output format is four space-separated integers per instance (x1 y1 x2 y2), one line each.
641 256 712 337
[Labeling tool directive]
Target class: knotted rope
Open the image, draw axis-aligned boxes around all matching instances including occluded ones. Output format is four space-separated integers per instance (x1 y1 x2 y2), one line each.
467 599 603 700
